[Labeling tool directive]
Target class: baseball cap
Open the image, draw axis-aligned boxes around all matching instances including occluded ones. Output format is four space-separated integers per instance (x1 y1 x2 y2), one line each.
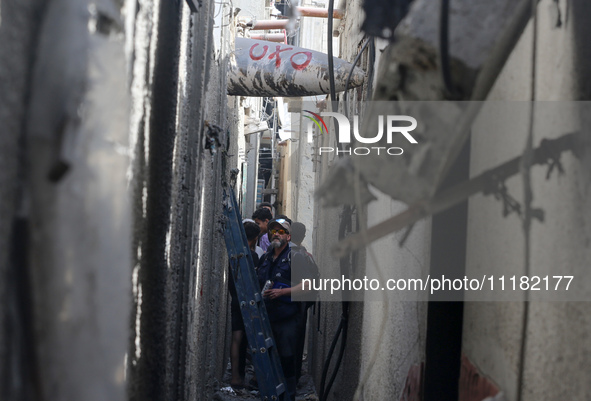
268 218 291 233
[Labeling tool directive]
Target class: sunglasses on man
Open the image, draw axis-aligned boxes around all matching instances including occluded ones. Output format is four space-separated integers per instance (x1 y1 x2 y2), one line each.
269 229 289 235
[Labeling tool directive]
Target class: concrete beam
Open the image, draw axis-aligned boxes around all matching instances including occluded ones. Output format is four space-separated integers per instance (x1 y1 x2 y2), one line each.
316 0 537 208
374 0 531 101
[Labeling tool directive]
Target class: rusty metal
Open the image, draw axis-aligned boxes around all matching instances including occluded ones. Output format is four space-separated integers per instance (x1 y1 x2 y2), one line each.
228 37 365 97
248 19 290 30
250 33 286 43
296 6 344 19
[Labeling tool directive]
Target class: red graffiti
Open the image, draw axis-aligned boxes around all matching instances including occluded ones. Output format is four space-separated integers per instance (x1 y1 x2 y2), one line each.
249 43 312 70
290 51 313 70
249 43 268 60
268 45 294 67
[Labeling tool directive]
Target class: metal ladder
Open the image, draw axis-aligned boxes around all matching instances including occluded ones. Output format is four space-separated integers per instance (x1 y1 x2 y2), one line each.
222 186 287 401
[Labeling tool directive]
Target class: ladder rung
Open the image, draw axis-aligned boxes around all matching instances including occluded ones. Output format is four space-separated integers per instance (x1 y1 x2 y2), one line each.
265 337 275 349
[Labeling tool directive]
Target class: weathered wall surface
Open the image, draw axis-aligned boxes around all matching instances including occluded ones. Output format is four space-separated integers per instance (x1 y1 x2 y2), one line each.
0 0 46 398
125 0 232 400
2 0 232 399
358 193 429 400
463 1 591 400
305 0 430 399
308 0 591 400
23 0 130 400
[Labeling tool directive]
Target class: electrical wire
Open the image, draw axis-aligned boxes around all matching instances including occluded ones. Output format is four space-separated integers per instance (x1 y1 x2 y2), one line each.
327 0 337 102
319 317 345 400
319 206 354 401
326 0 345 158
323 303 349 401
516 1 538 400
319 16 378 401
366 38 376 101
343 37 371 119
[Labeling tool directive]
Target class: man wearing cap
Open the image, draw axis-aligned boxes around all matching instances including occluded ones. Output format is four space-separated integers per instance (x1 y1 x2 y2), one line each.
257 218 302 401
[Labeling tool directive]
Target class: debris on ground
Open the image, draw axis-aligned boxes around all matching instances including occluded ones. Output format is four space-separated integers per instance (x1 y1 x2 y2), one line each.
213 359 318 400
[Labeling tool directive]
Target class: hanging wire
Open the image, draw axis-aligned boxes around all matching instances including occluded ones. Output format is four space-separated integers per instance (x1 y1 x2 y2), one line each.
319 14 378 401
319 205 354 401
327 0 337 102
343 36 372 119
516 1 537 400
366 38 376 101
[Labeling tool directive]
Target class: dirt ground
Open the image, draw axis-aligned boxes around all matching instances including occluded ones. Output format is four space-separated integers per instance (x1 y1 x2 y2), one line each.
213 356 319 401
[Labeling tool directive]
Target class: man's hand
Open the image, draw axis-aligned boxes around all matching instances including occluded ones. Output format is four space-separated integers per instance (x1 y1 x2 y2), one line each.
264 288 288 299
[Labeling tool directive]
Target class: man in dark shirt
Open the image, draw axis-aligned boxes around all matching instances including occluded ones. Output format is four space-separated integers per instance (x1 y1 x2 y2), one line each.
257 218 301 400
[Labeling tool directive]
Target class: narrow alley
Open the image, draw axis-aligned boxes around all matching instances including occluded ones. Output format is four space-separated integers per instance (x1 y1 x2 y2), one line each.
1 0 591 401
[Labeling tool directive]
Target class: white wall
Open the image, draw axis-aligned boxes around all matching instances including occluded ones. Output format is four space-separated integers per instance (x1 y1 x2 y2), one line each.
463 1 591 399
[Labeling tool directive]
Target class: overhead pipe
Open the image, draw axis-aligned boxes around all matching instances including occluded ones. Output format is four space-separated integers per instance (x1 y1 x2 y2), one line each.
247 19 290 30
248 7 343 30
295 6 344 19
228 37 364 97
250 32 287 43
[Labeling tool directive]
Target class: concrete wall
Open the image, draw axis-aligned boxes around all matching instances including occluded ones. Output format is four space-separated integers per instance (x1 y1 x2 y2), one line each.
357 194 430 400
23 1 130 400
463 1 591 400
266 0 591 400
1 0 233 400
312 1 591 400
303 0 431 399
125 0 232 400
0 0 46 398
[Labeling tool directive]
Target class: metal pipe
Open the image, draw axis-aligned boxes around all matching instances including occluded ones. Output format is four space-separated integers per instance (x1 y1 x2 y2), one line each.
228 38 365 97
248 19 290 30
296 6 344 19
250 33 286 43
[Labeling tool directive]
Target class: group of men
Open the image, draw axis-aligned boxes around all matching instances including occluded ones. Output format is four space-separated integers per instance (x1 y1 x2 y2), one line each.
228 202 317 401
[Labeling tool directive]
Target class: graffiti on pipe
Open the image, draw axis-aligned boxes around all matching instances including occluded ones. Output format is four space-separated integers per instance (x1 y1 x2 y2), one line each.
248 43 313 70
229 37 364 97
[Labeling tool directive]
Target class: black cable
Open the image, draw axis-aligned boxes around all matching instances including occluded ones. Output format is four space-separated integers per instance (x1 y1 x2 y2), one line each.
322 305 349 401
343 37 372 119
319 206 354 401
439 0 461 98
326 0 346 158
319 318 344 401
367 38 376 101
327 0 337 102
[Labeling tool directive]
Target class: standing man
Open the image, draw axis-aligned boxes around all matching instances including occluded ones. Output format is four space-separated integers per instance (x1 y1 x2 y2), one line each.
257 218 301 401
252 207 273 252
